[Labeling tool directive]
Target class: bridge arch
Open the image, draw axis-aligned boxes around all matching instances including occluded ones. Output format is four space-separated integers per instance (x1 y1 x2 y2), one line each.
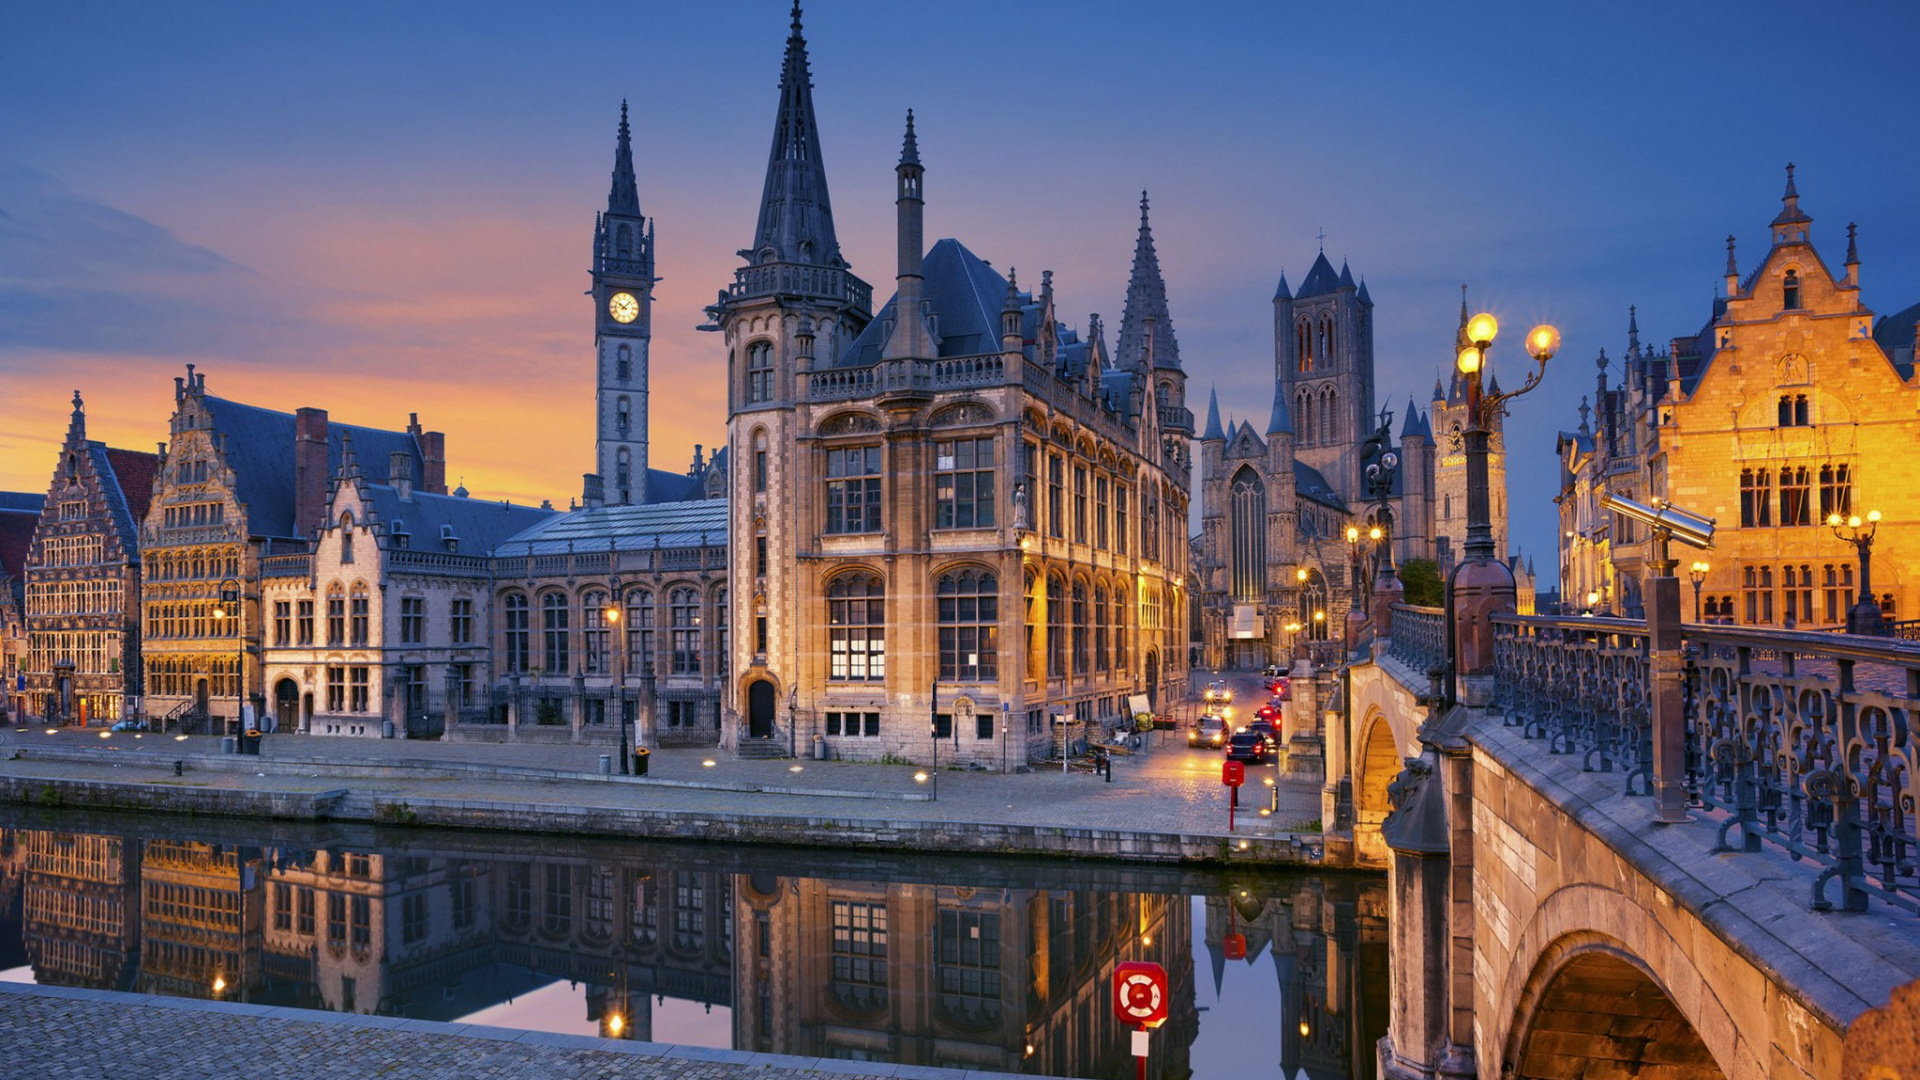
1495 885 1757 1079
1355 708 1400 821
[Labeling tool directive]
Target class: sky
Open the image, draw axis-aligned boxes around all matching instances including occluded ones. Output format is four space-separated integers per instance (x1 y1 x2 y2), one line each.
3 0 1918 582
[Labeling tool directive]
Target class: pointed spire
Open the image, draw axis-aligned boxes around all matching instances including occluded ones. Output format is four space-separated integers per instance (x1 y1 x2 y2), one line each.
1267 382 1293 436
1297 252 1341 297
1337 259 1355 289
750 3 844 268
1771 161 1811 236
1273 269 1291 301
1432 376 1446 403
1116 190 1182 371
1356 277 1372 306
1203 388 1225 441
900 108 919 165
607 100 640 217
1454 284 1471 352
1627 305 1640 353
1400 397 1430 439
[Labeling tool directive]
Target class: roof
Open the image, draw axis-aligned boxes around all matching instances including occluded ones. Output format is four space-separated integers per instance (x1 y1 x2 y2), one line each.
1400 399 1431 439
1294 461 1348 513
1273 271 1291 301
1295 253 1343 298
102 448 161 525
1266 383 1293 436
1114 193 1183 372
85 445 156 557
200 395 422 540
1874 299 1920 380
749 6 845 270
0 492 44 514
361 483 555 555
838 238 1009 367
495 498 729 557
0 509 37 606
1203 389 1224 440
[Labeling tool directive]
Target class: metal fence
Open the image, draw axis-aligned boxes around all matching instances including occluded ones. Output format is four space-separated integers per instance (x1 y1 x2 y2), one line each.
1488 613 1920 914
1387 604 1446 676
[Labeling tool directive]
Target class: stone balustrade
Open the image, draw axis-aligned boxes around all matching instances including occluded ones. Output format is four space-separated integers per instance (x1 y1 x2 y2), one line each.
1386 603 1445 675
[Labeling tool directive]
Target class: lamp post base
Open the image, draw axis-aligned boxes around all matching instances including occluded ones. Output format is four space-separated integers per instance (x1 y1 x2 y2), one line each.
1847 600 1888 637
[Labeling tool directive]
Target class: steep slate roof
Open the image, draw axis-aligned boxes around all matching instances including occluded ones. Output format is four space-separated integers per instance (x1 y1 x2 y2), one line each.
749 3 845 269
0 507 37 608
0 493 44 514
1400 399 1431 439
362 484 554 554
838 238 1008 367
1874 299 1920 380
1273 271 1292 301
1294 461 1348 512
1114 192 1183 372
1295 253 1342 298
1203 389 1225 440
200 396 422 540
103 448 160 525
496 498 729 557
1266 383 1293 436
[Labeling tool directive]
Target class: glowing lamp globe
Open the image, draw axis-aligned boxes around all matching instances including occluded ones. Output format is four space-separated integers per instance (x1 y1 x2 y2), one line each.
1346 525 1360 543
1868 510 1882 523
1828 513 1843 527
1466 312 1499 348
1848 516 1863 529
1456 346 1483 375
1526 324 1561 362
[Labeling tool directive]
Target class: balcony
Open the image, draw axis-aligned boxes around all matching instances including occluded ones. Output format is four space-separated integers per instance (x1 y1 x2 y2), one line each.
728 262 872 314
1158 404 1195 434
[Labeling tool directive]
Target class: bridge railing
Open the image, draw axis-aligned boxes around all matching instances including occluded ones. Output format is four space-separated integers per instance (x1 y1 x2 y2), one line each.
1387 604 1446 675
1490 613 1920 914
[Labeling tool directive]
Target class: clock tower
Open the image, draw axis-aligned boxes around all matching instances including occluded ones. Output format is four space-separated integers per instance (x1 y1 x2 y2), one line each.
590 101 655 505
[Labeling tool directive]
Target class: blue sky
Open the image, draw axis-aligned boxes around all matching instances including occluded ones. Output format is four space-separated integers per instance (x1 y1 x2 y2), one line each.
3 0 1917 578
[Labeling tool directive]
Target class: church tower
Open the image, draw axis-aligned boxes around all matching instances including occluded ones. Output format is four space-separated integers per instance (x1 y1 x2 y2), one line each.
1274 249 1375 505
714 3 873 734
589 101 655 506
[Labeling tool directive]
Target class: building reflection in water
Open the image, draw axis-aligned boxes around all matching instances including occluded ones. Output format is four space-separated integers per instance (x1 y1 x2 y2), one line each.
0 821 1386 1080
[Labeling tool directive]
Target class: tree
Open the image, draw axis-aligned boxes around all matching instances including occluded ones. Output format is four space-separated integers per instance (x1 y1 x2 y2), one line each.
1398 558 1443 607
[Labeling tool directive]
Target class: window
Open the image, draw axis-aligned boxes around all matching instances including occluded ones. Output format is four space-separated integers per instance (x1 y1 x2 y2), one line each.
1739 469 1772 527
1230 468 1267 603
582 591 610 674
746 341 774 404
1047 454 1065 538
1785 564 1814 625
542 593 569 673
616 396 631 436
826 711 880 737
936 909 1002 1024
297 888 315 935
615 343 631 382
825 446 883 534
349 586 370 645
273 883 292 931
827 574 886 681
831 901 888 1010
1094 585 1109 673
1047 576 1066 680
627 591 654 673
755 534 768 577
352 895 372 948
1114 485 1129 555
1073 465 1088 543
400 597 424 644
340 514 354 563
937 570 997 681
1779 466 1811 526
273 601 291 647
1071 581 1089 676
753 430 768 493
327 892 347 944
1297 319 1312 372
1743 566 1775 624
716 588 729 681
450 598 473 645
504 593 530 673
297 600 314 646
1779 394 1809 427
326 587 346 646
670 587 700 675
975 711 994 740
1819 464 1851 521
1783 269 1801 310
1824 564 1853 624
326 666 345 712
1025 573 1042 683
402 892 429 945
1094 477 1109 549
349 666 370 712
934 438 995 529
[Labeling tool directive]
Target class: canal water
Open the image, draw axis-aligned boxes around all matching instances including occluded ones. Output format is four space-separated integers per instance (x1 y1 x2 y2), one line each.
0 809 1386 1079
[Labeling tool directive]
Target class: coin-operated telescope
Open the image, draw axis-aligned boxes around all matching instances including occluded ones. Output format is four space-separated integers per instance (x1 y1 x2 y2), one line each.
1601 493 1714 573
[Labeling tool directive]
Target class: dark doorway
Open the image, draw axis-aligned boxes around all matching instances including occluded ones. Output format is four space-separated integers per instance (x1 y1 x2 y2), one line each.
275 679 299 730
194 678 209 715
747 681 776 739
1145 652 1160 710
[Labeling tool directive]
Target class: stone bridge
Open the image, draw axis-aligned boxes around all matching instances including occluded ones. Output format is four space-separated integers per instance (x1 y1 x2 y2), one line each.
1325 603 1920 1079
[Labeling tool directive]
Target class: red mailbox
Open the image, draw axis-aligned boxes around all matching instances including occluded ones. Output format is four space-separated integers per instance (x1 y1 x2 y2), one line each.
1222 760 1245 787
1113 961 1170 1029
1223 932 1247 960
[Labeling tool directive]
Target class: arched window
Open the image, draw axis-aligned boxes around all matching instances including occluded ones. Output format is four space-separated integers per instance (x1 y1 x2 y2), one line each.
616 396 631 436
1071 580 1089 676
1046 575 1067 680
326 584 346 646
1114 581 1130 670
1230 468 1267 603
1094 584 1110 674
827 574 884 681
625 590 654 673
1299 569 1330 641
616 343 631 382
1297 391 1314 446
1320 314 1334 362
503 593 530 673
1782 269 1801 310
752 430 769 493
349 584 370 645
937 569 997 681
616 447 631 494
541 592 570 673
1025 571 1042 683
669 587 700 675
339 512 354 563
1322 386 1339 443
1297 320 1312 372
746 341 774 404
615 223 633 260
582 590 609 674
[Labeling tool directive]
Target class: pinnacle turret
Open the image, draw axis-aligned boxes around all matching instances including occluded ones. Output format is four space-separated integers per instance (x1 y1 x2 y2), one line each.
1267 382 1293 436
1115 190 1182 372
749 3 845 269
607 100 640 217
1203 388 1224 441
1274 270 1291 301
1771 162 1811 244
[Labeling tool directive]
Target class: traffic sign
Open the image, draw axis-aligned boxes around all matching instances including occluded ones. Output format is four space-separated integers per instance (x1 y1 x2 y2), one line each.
1113 961 1169 1029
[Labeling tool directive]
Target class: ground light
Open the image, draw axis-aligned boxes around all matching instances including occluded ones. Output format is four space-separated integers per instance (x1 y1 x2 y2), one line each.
788 764 804 773
175 735 190 742
701 759 716 768
608 1014 625 1037
913 771 929 783
98 731 112 739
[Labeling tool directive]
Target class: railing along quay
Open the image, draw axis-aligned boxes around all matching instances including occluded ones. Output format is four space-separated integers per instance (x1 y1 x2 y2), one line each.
1388 604 1445 675
1489 613 1920 915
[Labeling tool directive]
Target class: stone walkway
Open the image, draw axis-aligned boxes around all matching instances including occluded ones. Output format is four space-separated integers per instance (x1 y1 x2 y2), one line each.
0 982 1050 1080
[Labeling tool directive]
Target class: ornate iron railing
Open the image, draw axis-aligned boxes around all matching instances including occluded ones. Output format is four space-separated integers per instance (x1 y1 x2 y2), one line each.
1489 614 1920 913
1387 604 1446 675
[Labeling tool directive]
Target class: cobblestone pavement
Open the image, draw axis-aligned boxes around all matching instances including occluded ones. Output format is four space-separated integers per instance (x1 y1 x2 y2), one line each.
0 983 1045 1080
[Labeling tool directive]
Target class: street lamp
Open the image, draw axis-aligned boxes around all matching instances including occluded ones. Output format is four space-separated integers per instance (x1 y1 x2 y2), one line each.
1688 561 1710 623
1345 526 1365 611
604 589 630 774
212 577 243 737
1828 510 1886 635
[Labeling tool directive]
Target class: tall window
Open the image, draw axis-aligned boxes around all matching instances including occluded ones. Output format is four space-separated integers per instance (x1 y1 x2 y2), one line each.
1783 269 1801 310
937 570 997 681
1144 491 1161 560
326 666 345 712
715 588 729 682
1824 564 1853 624
400 597 424 644
1299 570 1329 640
349 666 370 712
296 600 314 646
1779 466 1811 526
1114 584 1129 670
1094 585 1110 673
1094 477 1110 549
503 593 529 673
582 591 610 673
825 446 882 534
752 430 768 493
1046 575 1066 680
828 574 885 681
1779 394 1809 427
615 343 631 382
1073 465 1088 543
1743 566 1774 624
326 586 346 646
1819 464 1851 520
934 438 995 529
627 591 654 673
936 909 1002 1025
349 585 370 645
1784 564 1814 625
273 601 291 647
746 341 774 404
670 587 700 675
830 901 888 1011
1230 468 1267 603
450 598 473 645
1071 581 1089 676
541 592 570 673
1114 485 1129 555
1739 468 1772 527
616 396 631 435
1045 454 1064 538
1297 319 1312 372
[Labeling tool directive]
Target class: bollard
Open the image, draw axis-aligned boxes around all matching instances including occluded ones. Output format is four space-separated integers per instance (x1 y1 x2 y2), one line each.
174 760 184 777
222 736 236 755
599 754 612 776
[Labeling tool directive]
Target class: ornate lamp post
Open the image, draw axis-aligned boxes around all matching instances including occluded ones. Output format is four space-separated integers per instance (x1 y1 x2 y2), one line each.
604 587 629 774
1688 561 1709 623
213 577 243 737
1450 315 1558 696
1828 510 1886 635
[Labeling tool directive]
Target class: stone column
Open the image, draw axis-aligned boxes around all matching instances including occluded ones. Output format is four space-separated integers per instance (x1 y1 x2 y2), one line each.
1377 750 1472 1080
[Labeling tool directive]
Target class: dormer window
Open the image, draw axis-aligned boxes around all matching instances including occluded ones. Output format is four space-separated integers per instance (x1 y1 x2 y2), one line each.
1783 269 1801 310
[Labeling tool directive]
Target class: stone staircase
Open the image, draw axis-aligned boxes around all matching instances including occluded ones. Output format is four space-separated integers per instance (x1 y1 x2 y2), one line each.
735 738 790 760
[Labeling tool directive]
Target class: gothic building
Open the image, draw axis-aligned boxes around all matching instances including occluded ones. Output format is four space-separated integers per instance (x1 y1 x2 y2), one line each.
714 9 1193 765
20 394 159 724
0 492 40 722
1558 167 1920 626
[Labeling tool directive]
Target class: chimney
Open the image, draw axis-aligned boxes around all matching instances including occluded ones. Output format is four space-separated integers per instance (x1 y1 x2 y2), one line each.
389 451 414 501
294 407 330 538
407 412 448 494
583 473 605 508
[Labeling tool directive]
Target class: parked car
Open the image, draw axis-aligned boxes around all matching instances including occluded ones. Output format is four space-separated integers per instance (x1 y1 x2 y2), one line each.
1243 718 1279 749
110 719 145 732
1203 680 1234 704
1189 714 1228 749
1265 675 1291 699
1225 732 1270 764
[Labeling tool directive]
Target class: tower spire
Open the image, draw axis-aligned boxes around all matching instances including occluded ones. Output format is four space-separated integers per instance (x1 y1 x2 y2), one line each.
1203 387 1224 441
607 100 640 216
1454 284 1471 352
1627 305 1640 354
1771 161 1811 245
750 3 844 268
881 109 932 361
1116 190 1182 372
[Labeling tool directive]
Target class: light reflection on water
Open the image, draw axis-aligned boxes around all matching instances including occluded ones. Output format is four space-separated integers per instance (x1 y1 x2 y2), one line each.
0 811 1384 1078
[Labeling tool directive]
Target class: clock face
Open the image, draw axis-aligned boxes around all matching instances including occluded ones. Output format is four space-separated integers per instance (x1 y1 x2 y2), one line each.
608 292 640 324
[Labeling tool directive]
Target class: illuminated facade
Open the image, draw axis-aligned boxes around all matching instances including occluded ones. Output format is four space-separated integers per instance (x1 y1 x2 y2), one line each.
18 830 140 990
716 11 1192 764
1557 167 1920 624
